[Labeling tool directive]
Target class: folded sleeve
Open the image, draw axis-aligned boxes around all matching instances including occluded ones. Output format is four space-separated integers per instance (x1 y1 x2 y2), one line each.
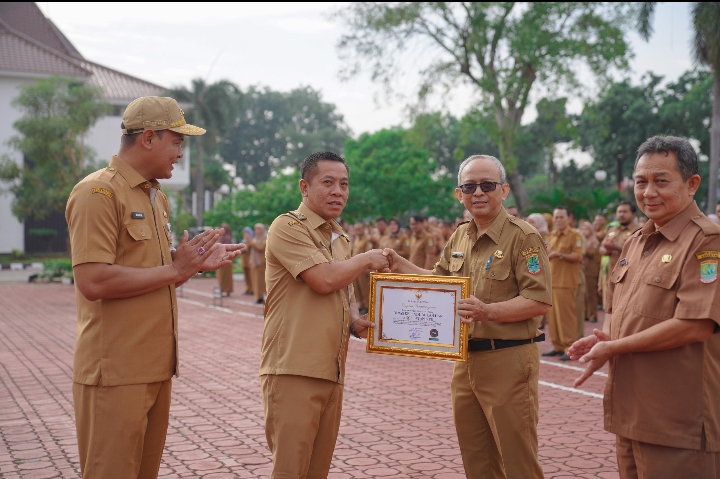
66 181 119 267
267 217 328 280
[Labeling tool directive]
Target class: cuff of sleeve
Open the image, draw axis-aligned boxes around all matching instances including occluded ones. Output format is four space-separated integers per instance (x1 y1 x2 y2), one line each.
289 253 328 280
519 288 552 306
675 303 720 326
72 253 116 267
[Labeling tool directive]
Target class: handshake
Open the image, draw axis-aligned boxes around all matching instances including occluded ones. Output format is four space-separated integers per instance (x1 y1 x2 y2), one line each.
360 248 402 273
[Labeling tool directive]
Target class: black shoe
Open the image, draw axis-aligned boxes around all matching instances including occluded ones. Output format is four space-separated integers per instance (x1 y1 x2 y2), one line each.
244 291 253 295
588 317 597 323
538 323 545 330
256 298 265 304
542 350 562 357
559 353 572 361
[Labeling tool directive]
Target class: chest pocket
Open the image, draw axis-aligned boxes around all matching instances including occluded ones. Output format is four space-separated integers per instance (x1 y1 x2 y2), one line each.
634 268 680 321
449 257 465 273
481 265 514 303
123 223 155 267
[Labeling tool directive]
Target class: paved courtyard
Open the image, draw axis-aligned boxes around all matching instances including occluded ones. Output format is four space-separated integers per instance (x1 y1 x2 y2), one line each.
0 277 616 479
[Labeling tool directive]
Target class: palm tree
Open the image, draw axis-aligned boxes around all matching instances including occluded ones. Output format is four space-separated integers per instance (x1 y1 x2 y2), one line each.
637 3 720 213
166 79 241 226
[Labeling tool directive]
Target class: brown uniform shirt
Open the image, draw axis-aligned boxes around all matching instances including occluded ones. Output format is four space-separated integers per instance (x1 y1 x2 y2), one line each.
351 233 372 257
606 202 720 451
65 155 178 386
605 223 635 271
379 232 411 259
433 209 552 340
409 230 437 268
260 202 353 384
548 228 583 289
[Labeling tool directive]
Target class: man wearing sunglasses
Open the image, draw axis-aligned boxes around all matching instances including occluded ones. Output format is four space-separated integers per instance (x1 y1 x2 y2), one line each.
383 155 551 479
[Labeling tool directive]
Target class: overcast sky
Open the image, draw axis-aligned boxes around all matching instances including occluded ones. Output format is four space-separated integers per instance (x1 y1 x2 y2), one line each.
39 2 693 136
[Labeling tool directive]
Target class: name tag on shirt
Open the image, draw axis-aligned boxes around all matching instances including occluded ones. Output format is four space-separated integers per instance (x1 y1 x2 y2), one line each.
131 212 145 219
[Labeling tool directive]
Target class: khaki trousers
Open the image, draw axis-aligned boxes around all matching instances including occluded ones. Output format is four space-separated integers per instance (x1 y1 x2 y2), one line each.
242 257 253 293
353 271 370 310
252 263 266 301
452 343 543 479
262 374 343 479
73 379 172 479
217 263 234 293
575 270 586 339
548 287 577 352
616 435 720 479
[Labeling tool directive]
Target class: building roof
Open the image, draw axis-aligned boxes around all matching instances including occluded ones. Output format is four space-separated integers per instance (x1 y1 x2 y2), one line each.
0 3 164 101
0 19 90 77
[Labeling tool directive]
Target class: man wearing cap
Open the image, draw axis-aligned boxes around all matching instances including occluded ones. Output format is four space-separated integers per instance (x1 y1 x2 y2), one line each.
66 97 244 479
570 136 720 479
383 154 551 479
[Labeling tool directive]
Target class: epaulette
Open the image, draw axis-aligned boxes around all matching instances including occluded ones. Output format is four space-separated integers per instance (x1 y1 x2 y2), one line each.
98 165 118 181
341 232 351 242
508 215 540 235
288 210 307 221
692 213 720 236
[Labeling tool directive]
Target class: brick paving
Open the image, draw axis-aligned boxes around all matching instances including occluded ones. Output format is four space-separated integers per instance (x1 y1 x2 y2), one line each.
0 277 617 478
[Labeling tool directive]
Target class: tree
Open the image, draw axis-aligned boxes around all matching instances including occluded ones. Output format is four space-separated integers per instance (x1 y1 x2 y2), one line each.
221 86 350 186
336 2 635 210
637 2 720 213
166 79 241 226
0 76 109 221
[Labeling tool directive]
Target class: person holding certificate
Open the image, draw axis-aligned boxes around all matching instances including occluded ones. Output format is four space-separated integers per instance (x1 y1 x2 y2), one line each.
383 154 552 479
260 151 388 479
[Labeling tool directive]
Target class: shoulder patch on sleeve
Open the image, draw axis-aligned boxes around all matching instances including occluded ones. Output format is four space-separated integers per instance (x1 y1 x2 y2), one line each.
91 187 113 199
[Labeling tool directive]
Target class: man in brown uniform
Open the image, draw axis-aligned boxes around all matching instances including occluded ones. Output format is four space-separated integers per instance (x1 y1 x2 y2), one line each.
352 221 373 313
379 218 410 259
260 151 389 479
593 214 607 241
249 223 267 304
374 216 389 247
570 136 720 479
543 206 583 361
409 215 438 269
66 97 243 479
599 202 637 309
385 154 551 479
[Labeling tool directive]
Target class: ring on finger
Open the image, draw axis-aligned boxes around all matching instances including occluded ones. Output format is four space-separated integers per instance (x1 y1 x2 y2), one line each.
198 246 206 255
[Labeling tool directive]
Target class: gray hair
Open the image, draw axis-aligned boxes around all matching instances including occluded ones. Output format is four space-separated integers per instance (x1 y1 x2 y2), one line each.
457 155 507 185
527 213 549 235
635 136 698 182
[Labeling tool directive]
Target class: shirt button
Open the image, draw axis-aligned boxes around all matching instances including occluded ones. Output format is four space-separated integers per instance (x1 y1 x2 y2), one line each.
643 251 649 257
620 306 624 311
632 278 637 283
141 232 145 237
693 215 701 219
655 276 661 283
108 167 115 171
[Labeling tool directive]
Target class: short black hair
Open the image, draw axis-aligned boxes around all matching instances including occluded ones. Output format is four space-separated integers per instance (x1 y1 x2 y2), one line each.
376 217 387 223
120 127 163 149
300 151 348 182
410 215 425 223
389 218 401 227
635 135 698 182
617 201 637 214
553 206 571 217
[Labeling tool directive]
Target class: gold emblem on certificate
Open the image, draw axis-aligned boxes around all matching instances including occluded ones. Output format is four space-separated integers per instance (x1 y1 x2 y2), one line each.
366 273 471 361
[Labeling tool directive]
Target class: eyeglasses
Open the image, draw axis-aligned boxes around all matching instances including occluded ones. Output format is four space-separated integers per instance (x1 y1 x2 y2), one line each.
458 182 504 194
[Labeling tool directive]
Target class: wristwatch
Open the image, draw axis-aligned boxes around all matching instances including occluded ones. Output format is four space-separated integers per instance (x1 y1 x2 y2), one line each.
559 253 564 260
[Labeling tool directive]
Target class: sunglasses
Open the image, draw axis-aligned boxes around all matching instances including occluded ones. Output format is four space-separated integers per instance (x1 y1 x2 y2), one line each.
458 182 503 194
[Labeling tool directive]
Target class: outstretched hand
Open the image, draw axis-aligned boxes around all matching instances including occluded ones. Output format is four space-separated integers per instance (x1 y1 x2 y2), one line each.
569 329 613 387
199 243 245 271
350 302 375 339
172 229 223 279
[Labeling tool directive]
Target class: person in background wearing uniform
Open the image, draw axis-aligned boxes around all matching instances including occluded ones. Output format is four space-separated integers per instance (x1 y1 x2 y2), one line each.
217 223 234 296
506 205 519 217
570 212 587 340
249 223 267 304
383 154 551 479
599 202 637 310
593 214 608 241
241 226 254 295
579 220 601 323
543 206 583 361
570 136 720 479
409 215 437 269
427 216 445 259
260 151 389 479
66 96 244 479
379 218 410 259
374 216 389 247
352 222 373 314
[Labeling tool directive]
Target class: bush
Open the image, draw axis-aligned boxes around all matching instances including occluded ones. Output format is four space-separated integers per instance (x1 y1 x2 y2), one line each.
41 259 73 280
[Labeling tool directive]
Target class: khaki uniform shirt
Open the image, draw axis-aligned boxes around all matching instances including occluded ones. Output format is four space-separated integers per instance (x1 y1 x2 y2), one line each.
352 233 372 257
605 224 635 271
433 209 552 340
260 202 353 384
379 233 411 259
606 202 720 451
409 230 436 268
65 155 178 386
548 228 583 289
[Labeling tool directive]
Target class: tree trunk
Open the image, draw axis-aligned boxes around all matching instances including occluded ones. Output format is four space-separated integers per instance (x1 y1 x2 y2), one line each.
195 137 204 227
708 72 720 214
507 170 529 212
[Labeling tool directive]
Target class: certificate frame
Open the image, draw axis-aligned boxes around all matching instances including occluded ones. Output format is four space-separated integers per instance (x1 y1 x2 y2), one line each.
366 272 471 361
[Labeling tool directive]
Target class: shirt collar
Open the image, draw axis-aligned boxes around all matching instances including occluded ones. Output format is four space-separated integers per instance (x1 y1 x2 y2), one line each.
465 208 507 244
296 202 342 233
644 201 701 242
111 155 160 189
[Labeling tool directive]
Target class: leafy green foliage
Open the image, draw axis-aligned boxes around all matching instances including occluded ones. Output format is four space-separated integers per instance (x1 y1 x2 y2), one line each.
221 86 350 186
0 76 109 221
41 258 73 280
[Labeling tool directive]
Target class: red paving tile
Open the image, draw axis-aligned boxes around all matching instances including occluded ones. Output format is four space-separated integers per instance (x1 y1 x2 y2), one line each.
0 278 618 478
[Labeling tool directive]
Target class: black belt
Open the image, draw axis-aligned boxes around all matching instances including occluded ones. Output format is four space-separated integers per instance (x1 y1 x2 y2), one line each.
468 333 545 352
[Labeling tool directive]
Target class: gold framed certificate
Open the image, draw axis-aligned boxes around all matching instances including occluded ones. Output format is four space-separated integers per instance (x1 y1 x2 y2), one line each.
366 273 471 361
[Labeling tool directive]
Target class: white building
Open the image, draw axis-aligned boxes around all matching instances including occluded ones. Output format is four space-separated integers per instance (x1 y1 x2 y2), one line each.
0 3 190 254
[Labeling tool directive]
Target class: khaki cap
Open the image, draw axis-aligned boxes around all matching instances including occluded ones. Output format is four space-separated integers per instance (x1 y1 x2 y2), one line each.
121 96 205 136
